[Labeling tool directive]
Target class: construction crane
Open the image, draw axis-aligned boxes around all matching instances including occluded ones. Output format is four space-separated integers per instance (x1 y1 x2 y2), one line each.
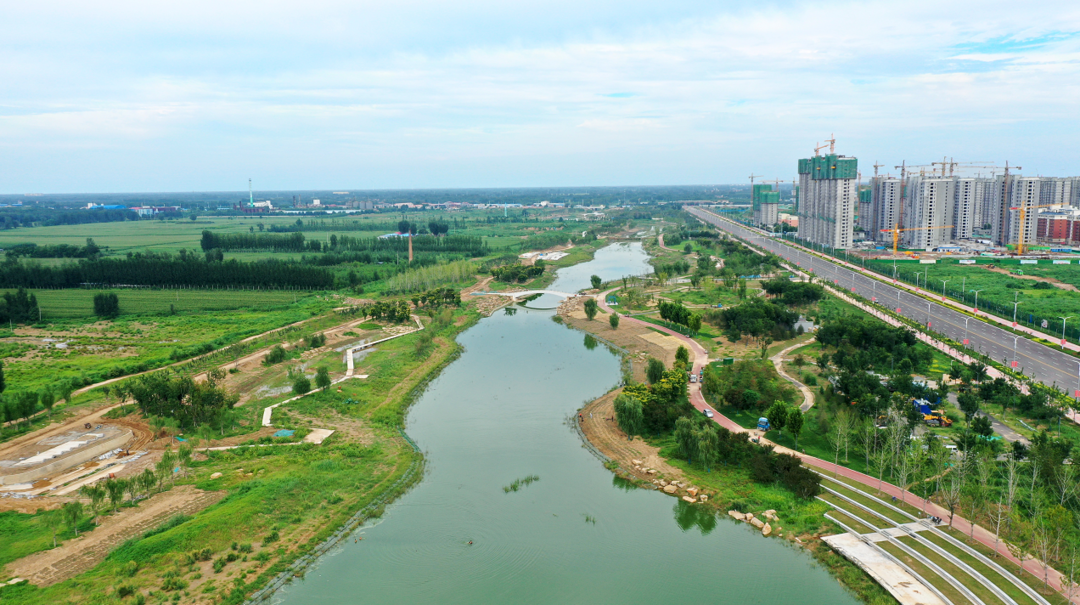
880 225 955 255
931 158 998 177
1011 203 1058 255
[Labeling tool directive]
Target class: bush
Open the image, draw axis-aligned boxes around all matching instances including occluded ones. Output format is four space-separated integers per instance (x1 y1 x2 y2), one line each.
803 373 817 386
292 376 311 395
213 558 226 573
116 584 136 598
262 530 279 546
121 560 140 577
264 345 287 365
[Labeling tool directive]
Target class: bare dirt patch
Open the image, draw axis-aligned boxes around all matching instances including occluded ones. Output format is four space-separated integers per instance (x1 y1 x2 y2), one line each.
984 264 1078 291
580 390 684 483
5 484 225 586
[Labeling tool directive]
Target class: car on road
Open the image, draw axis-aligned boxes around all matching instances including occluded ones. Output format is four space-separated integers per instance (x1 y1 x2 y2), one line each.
703 409 714 418
689 374 697 383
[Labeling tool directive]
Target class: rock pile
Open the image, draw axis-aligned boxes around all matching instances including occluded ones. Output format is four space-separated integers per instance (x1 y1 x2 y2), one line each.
727 509 783 536
652 478 708 503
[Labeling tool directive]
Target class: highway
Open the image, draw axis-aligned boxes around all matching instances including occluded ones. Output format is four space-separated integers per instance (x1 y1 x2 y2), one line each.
688 207 1080 401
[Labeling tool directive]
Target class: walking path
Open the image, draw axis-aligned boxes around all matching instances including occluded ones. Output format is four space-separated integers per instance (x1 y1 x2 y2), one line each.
770 341 816 412
593 286 1076 603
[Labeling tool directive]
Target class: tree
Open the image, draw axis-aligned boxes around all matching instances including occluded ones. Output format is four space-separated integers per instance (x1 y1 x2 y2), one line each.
293 375 311 395
766 401 788 435
177 443 193 478
609 313 620 330
957 392 980 423
683 243 693 254
697 427 718 472
80 484 106 525
613 393 644 440
675 346 690 367
40 388 56 416
315 366 332 390
105 478 126 512
44 510 62 547
590 275 602 290
156 449 175 492
941 461 967 527
62 501 83 537
583 298 598 320
674 417 697 463
688 314 702 334
92 292 120 319
787 407 804 450
828 409 854 476
58 379 74 405
646 358 665 384
971 415 994 437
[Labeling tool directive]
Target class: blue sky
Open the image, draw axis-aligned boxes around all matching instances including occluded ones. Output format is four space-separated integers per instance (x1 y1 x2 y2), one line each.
2 0 1079 193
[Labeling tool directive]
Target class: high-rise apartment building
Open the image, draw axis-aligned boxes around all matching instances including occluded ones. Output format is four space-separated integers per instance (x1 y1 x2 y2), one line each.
758 191 779 227
1006 177 1042 248
953 178 985 240
751 183 775 227
869 176 902 243
797 154 858 249
902 176 956 250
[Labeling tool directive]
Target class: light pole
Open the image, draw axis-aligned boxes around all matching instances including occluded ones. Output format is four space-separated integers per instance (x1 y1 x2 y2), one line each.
1012 335 1019 370
970 289 983 315
1012 301 1021 328
1059 316 1074 349
940 279 949 302
961 276 966 296
964 317 970 346
926 302 932 328
915 271 923 292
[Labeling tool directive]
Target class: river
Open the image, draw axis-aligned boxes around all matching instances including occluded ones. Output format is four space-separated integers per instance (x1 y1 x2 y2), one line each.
273 242 857 605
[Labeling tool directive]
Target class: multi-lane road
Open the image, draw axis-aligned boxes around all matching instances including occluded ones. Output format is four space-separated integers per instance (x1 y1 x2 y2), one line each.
688 207 1080 399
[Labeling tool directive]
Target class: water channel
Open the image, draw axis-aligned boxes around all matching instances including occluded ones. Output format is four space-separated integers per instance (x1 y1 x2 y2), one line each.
274 242 857 605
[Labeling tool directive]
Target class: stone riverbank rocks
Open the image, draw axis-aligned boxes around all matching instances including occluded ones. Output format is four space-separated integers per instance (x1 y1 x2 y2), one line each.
727 509 783 536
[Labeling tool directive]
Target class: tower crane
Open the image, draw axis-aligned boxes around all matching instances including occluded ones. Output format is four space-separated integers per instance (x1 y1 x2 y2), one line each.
880 225 956 255
1011 203 1059 255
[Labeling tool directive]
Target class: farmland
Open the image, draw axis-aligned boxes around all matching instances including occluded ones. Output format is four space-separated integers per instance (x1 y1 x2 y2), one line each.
868 258 1080 341
0 288 309 319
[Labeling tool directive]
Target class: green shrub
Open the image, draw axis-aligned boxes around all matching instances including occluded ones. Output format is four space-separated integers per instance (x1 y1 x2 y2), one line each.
212 558 226 573
116 584 135 597
121 560 140 578
261 530 279 546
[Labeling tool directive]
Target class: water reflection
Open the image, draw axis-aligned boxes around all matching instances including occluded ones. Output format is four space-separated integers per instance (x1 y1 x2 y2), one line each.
583 334 598 351
673 500 718 536
611 474 640 492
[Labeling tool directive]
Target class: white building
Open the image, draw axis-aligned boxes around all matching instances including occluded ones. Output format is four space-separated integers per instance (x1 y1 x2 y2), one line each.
902 176 956 250
869 176 902 243
953 178 986 240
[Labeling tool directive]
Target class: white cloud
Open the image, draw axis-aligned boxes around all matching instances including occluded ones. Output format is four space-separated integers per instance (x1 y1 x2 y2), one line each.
2 0 1080 191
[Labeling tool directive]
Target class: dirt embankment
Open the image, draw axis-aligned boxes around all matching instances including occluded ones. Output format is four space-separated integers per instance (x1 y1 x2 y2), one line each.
7 485 225 586
983 264 1078 291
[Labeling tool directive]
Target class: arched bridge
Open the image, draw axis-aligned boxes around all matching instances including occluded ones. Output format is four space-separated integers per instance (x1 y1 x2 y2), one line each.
471 290 579 299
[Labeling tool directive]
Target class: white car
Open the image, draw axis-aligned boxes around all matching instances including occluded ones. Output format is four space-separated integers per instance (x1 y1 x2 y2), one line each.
689 375 697 383
702 408 714 418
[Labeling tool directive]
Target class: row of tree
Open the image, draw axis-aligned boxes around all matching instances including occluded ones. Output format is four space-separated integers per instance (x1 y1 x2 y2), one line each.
4 238 101 259
0 257 334 289
760 276 824 307
360 300 413 323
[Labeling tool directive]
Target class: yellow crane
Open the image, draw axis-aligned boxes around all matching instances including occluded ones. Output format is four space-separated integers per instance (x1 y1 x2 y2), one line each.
880 224 955 255
1011 203 1059 255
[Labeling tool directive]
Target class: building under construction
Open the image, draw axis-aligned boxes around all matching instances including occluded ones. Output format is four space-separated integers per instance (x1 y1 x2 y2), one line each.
797 152 858 249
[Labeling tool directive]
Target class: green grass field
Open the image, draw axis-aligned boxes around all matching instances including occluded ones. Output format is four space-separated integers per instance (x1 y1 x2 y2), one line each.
1 289 310 319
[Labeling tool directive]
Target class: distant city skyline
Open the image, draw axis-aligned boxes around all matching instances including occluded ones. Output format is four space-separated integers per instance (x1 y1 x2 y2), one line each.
3 0 1080 193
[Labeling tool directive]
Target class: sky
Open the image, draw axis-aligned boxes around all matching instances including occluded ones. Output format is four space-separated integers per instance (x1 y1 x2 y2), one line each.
2 0 1080 193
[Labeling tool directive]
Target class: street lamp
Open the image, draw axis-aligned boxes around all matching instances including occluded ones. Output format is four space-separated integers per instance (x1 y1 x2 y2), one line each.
915 271 923 292
1059 316 1074 349
940 279 949 302
970 289 983 315
926 302 932 328
964 316 969 346
1011 301 1021 328
1012 335 1020 370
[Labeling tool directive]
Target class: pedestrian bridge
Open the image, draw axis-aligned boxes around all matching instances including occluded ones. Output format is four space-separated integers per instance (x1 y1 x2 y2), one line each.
471 290 579 299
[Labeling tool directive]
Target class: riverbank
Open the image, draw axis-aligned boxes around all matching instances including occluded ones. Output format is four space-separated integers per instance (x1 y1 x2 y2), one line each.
562 299 897 604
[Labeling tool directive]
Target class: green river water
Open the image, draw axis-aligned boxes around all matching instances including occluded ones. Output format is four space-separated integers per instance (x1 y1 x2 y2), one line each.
274 243 858 605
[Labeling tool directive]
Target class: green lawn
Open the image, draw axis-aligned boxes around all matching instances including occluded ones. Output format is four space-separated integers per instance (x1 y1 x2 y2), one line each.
1 289 310 319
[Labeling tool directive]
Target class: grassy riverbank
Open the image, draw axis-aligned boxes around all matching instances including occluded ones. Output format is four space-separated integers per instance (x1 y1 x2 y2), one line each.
0 310 480 605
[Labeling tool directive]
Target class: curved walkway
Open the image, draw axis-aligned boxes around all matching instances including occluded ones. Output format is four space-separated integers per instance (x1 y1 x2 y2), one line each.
770 341 816 412
594 284 1075 603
